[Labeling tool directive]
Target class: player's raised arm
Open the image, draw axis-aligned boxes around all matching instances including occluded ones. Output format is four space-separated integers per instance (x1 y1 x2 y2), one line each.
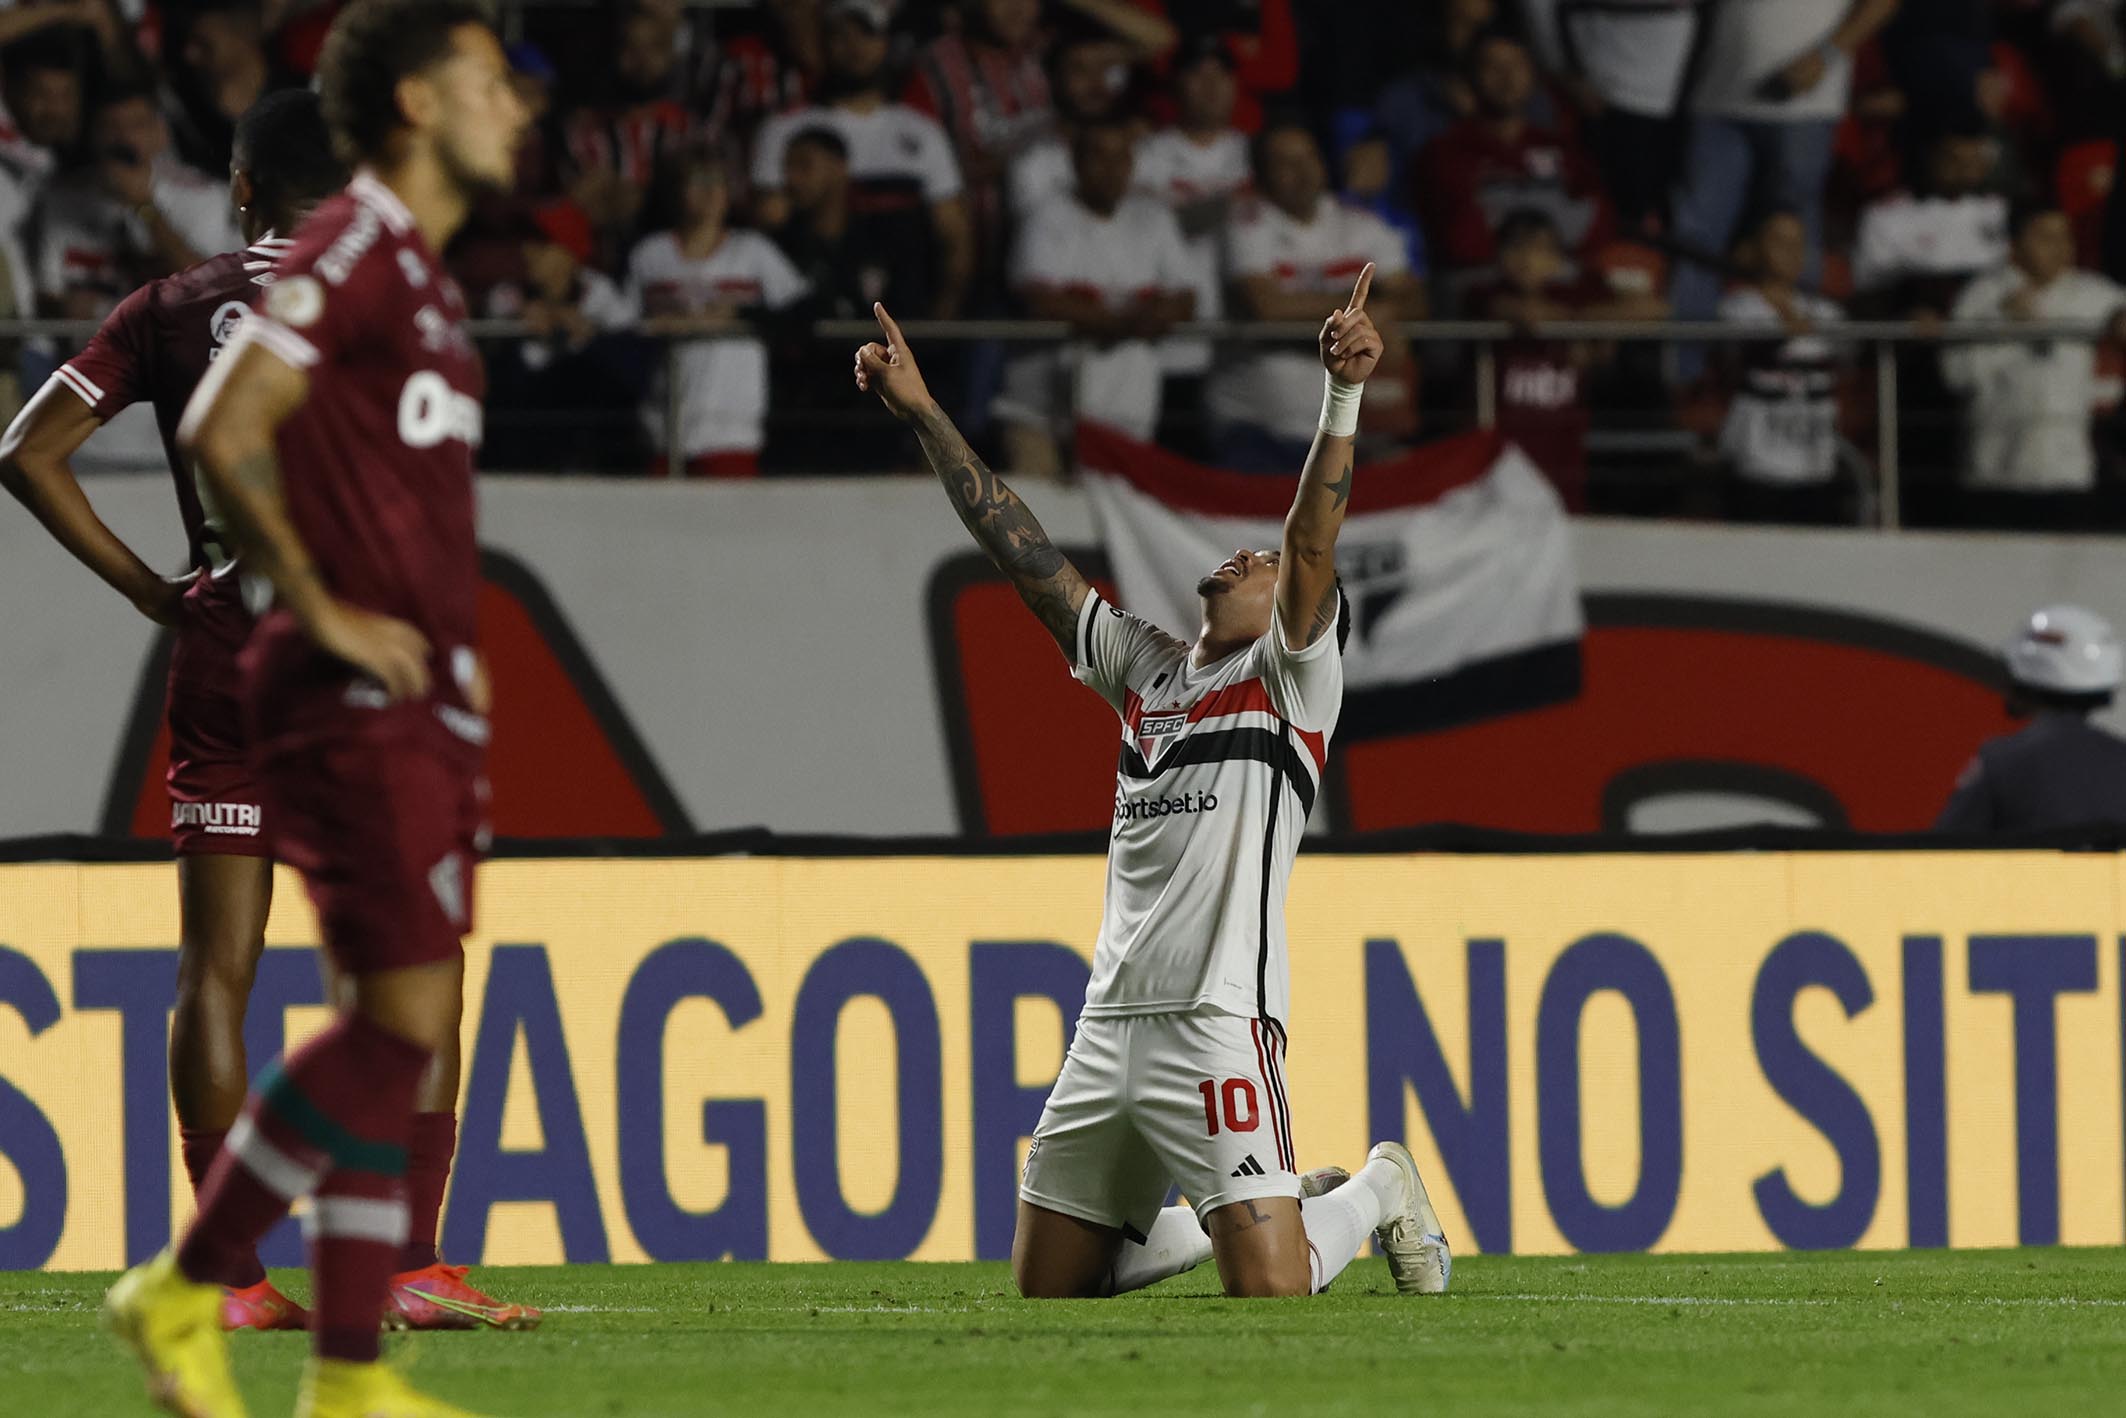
856 302 1091 652
178 338 431 700
0 374 187 624
1277 263 1381 650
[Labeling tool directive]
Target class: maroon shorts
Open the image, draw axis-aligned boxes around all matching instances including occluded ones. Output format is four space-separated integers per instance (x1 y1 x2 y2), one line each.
257 723 488 977
167 604 270 858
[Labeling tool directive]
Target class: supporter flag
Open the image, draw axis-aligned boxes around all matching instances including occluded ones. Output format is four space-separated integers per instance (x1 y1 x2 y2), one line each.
1077 423 1584 737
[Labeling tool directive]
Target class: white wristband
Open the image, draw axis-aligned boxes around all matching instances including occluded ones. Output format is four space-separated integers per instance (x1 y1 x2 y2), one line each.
1319 374 1363 437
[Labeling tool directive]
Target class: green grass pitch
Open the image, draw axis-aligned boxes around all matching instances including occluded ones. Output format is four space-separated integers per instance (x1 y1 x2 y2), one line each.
7 1251 2126 1416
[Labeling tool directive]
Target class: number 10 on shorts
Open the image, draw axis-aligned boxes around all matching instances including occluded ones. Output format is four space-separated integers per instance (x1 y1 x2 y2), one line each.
1197 1078 1261 1136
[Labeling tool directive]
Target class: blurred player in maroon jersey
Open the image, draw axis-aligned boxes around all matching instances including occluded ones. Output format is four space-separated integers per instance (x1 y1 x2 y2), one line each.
1 90 340 1335
6 84 531 1343
102 4 530 1416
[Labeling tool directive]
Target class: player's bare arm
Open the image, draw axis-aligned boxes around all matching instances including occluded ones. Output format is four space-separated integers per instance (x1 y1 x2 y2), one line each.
856 302 1091 652
179 340 432 700
0 379 187 623
1277 263 1382 650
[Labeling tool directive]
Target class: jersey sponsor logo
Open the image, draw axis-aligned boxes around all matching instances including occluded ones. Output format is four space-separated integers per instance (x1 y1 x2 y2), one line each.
208 299 248 351
266 274 324 328
170 801 262 835
413 305 471 356
396 370 484 449
1114 788 1218 823
1503 362 1580 409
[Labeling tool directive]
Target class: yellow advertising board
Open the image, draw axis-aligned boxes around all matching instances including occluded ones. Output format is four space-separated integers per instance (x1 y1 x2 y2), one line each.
2 852 2122 1270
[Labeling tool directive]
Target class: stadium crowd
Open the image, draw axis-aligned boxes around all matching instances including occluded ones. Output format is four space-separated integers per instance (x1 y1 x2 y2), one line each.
6 0 2126 526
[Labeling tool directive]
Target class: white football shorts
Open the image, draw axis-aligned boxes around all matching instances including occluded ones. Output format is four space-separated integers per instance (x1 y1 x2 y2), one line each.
1019 1007 1301 1237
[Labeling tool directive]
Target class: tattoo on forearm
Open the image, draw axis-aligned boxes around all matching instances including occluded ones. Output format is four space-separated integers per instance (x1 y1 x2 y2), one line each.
915 404 1078 644
1323 457 1353 511
1303 583 1339 646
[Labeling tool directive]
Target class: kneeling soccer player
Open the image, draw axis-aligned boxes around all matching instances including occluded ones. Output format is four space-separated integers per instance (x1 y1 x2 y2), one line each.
856 267 1451 1298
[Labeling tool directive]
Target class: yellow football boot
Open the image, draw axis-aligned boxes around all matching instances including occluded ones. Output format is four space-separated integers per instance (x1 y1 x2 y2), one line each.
294 1358 487 1418
103 1248 249 1418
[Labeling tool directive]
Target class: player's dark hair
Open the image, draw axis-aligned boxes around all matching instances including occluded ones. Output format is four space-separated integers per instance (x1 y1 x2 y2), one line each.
1335 575 1352 656
785 125 849 164
316 0 494 165
234 88 350 231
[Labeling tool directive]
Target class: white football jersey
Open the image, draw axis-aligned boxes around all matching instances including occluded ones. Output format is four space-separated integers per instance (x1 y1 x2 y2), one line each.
1071 590 1343 1026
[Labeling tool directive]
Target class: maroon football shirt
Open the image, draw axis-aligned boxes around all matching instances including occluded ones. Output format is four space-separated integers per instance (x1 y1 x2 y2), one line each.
59 235 294 653
221 171 486 726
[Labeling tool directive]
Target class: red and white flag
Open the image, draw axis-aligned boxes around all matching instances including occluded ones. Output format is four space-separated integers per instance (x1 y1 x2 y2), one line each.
1077 424 1583 735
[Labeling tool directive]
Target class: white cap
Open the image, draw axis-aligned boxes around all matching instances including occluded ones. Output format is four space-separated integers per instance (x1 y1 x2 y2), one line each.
2004 604 2124 694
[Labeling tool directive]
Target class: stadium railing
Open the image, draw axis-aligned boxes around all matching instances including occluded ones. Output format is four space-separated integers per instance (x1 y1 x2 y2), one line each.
11 315 2112 528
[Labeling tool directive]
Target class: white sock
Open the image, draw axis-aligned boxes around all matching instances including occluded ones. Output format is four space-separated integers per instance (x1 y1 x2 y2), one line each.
1105 1206 1213 1295
1301 1158 1400 1293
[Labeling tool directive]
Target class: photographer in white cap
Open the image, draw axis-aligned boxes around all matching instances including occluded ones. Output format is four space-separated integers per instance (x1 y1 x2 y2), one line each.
1936 605 2126 832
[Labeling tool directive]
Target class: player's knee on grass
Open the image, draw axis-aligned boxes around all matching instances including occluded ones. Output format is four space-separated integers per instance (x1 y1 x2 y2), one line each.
1207 1197 1310 1298
1012 1201 1122 1298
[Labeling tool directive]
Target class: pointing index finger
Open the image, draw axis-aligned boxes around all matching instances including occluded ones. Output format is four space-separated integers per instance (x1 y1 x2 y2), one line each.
873 301 907 350
1348 262 1376 314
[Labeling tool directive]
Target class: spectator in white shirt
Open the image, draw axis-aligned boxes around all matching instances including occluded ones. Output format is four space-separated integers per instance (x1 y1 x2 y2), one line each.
34 78 240 471
1944 204 2126 525
34 81 239 320
628 151 811 479
1006 29 1134 222
751 0 973 318
1672 0 1901 337
1523 0 1700 233
1854 125 2008 315
1852 122 2008 507
0 34 82 344
1133 37 1249 378
1717 208 1848 525
998 118 1194 477
1210 119 1423 472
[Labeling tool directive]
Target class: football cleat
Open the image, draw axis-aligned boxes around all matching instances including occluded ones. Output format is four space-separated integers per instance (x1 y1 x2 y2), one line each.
1368 1141 1452 1295
1298 1165 1350 1198
220 1277 309 1332
382 1263 542 1331
103 1248 249 1418
295 1358 484 1418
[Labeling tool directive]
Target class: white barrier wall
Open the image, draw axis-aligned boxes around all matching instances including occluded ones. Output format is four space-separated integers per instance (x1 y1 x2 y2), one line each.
6 474 2126 839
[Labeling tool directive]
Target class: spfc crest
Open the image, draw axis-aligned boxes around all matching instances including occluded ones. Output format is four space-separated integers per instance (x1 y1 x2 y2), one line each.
1135 709 1189 763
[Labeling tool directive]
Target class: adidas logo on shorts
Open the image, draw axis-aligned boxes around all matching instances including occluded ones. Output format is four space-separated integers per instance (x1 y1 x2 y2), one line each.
1229 1155 1266 1179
